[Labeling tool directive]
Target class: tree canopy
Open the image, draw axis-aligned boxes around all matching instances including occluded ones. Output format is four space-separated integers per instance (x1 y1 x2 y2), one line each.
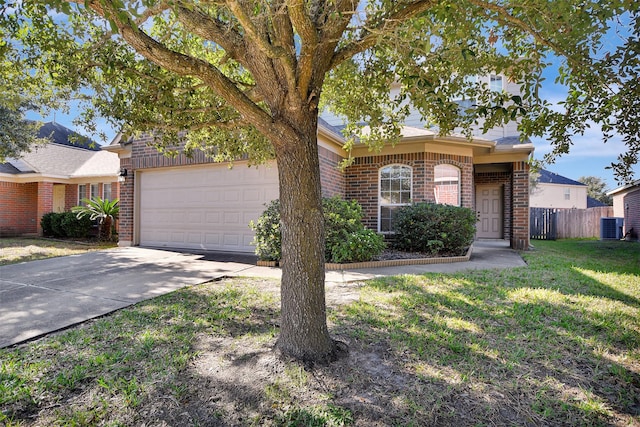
579 175 613 205
2 1 638 178
2 0 638 362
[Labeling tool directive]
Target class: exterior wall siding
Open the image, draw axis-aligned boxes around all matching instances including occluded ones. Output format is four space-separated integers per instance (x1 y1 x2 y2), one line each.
511 161 530 250
345 152 473 231
0 182 39 236
319 145 345 198
36 182 54 235
623 189 640 240
118 157 135 245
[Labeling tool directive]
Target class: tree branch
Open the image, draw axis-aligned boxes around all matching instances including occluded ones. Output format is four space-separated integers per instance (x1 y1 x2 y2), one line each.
329 0 437 70
83 0 278 138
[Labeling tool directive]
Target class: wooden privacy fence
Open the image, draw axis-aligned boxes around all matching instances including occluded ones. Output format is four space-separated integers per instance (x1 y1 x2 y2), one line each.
530 206 614 240
530 208 557 240
556 206 614 239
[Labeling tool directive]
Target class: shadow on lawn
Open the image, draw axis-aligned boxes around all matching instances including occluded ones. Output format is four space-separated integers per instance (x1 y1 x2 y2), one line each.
340 269 640 425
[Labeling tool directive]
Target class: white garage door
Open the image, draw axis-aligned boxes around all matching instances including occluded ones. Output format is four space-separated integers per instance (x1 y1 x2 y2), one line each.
138 162 279 252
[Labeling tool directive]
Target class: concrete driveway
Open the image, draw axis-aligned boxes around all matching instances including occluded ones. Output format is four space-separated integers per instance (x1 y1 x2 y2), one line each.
0 247 280 348
0 240 525 348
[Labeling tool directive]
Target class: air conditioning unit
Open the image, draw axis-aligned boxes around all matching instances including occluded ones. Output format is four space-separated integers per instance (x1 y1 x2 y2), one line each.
600 217 624 240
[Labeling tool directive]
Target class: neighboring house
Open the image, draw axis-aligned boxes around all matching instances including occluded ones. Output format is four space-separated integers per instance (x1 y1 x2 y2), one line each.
106 116 534 253
0 122 120 236
608 180 640 241
587 196 608 208
530 169 588 209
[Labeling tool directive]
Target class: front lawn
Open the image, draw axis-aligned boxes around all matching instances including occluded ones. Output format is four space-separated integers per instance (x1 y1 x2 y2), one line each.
0 238 115 266
1 240 638 426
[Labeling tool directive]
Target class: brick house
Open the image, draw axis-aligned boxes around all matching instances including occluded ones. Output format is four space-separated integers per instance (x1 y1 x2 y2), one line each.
0 122 121 236
106 116 533 253
608 180 640 241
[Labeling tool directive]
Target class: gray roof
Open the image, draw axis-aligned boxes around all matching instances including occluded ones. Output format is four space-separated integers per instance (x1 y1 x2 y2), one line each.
587 196 608 208
0 163 21 174
537 169 586 186
494 135 532 145
1 122 119 178
37 122 100 151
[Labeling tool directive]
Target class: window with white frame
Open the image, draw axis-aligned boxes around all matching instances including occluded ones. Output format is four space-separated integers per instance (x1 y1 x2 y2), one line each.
379 164 412 233
434 164 461 206
78 184 87 205
564 188 571 200
490 74 503 92
90 184 99 200
103 183 112 201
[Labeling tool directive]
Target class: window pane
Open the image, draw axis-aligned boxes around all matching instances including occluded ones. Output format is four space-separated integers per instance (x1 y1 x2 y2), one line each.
103 184 112 201
78 185 86 205
380 192 391 205
379 165 412 232
490 75 503 92
434 165 460 206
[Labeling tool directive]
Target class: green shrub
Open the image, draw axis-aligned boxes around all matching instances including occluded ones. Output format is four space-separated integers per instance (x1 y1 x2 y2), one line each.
250 197 386 263
330 229 386 263
393 203 476 256
41 212 93 238
61 212 93 238
249 200 282 261
50 212 66 237
40 212 56 237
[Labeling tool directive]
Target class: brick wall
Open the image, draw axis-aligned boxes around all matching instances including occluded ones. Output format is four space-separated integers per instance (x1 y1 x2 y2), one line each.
623 188 640 240
36 182 54 235
118 158 134 244
0 182 38 236
511 161 530 250
319 145 345 198
65 184 78 211
345 152 473 230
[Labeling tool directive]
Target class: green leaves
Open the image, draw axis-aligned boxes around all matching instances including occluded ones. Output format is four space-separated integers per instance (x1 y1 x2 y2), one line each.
72 197 120 222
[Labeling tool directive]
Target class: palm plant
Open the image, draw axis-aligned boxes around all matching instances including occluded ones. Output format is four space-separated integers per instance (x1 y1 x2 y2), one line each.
72 197 119 241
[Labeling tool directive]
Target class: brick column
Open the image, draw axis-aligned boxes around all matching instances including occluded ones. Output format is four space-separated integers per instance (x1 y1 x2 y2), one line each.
510 161 530 250
36 182 54 235
117 158 134 246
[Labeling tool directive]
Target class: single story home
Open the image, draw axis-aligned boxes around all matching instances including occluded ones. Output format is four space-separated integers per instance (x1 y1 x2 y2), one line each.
530 169 588 209
608 180 640 241
0 122 121 236
105 118 534 253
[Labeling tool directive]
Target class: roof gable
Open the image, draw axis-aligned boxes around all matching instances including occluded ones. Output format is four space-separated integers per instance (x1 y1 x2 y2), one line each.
1 122 119 179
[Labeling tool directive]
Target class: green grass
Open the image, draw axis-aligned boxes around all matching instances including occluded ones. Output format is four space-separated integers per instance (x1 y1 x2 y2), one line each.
0 238 115 265
1 239 638 426
331 240 640 425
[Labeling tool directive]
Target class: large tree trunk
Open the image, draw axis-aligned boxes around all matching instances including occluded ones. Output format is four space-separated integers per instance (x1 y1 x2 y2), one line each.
274 111 337 364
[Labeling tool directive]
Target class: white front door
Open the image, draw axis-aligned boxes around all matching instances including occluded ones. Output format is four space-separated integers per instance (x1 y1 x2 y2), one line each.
476 185 502 238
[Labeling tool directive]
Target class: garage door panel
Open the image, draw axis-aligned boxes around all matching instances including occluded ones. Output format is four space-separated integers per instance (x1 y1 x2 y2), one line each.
139 163 278 252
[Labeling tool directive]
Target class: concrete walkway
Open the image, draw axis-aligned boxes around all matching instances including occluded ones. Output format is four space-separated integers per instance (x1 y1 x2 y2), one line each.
0 240 525 348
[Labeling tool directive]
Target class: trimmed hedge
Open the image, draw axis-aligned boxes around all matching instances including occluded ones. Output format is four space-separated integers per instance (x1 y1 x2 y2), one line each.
392 203 476 256
250 197 385 263
40 212 94 238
